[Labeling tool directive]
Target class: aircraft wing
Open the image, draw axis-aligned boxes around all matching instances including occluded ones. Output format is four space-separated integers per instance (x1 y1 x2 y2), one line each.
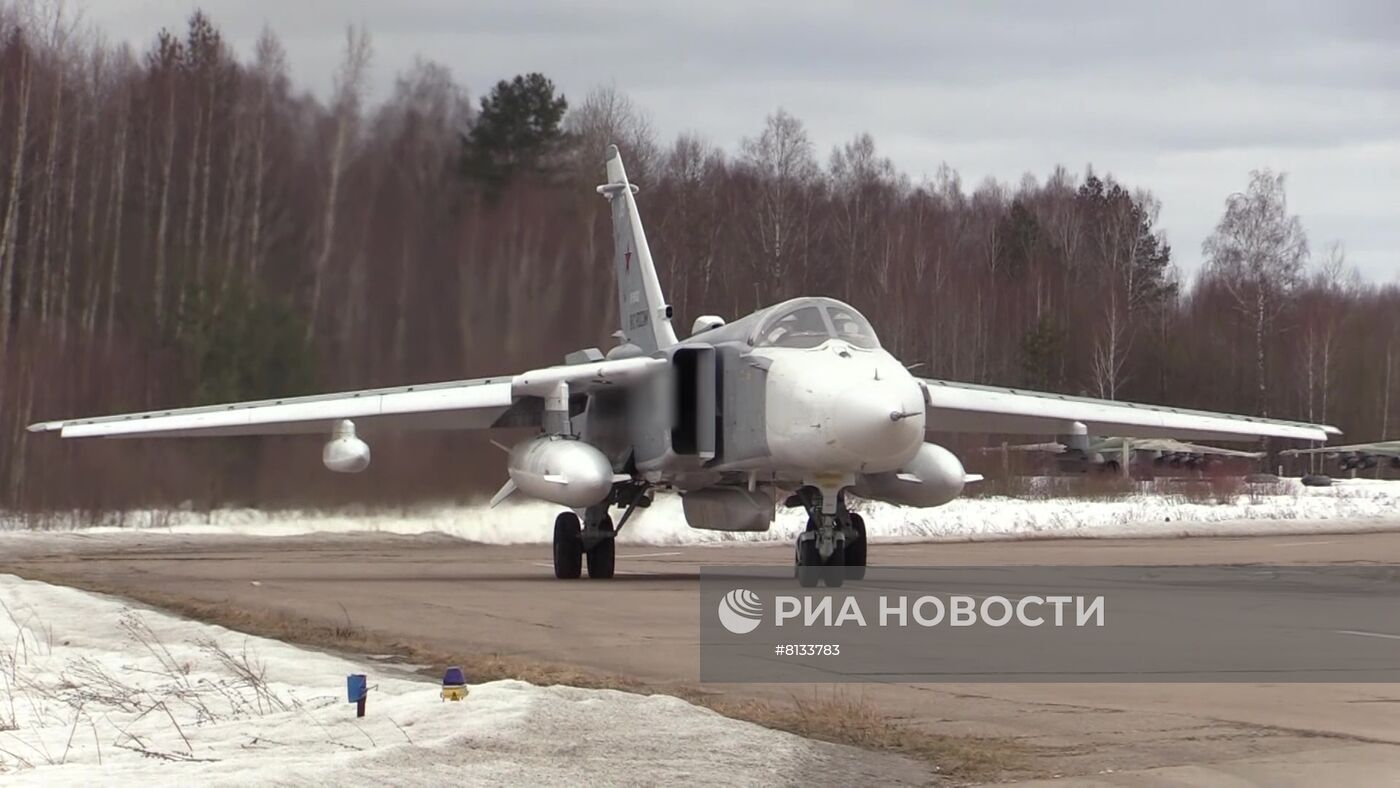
1125 438 1265 458
975 441 1069 454
919 378 1338 443
28 357 664 439
1281 441 1400 458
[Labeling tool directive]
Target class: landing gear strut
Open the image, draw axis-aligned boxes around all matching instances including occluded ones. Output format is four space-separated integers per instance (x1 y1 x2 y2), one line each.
789 488 867 587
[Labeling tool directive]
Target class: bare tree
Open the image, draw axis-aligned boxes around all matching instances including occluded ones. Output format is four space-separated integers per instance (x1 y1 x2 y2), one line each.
829 132 900 302
148 27 182 329
101 53 132 347
244 26 285 280
0 29 32 363
305 24 371 343
1202 169 1309 416
565 83 657 185
740 109 818 304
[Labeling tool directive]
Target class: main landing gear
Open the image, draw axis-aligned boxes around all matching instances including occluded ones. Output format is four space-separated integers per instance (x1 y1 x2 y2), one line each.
788 488 868 588
551 483 650 580
552 511 614 579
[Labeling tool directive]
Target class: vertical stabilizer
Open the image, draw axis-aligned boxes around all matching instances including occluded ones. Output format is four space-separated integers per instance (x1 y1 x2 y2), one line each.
597 145 678 354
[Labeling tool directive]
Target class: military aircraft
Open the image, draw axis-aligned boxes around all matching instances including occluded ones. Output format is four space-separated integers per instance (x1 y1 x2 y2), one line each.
29 146 1340 587
1282 441 1400 473
985 436 1264 474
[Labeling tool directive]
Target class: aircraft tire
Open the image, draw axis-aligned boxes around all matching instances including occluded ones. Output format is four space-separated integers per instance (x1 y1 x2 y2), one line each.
553 512 583 579
586 516 616 579
796 536 822 588
823 540 847 588
846 513 867 582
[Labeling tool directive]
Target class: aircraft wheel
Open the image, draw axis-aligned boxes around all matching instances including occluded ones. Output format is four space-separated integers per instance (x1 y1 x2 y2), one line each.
796 539 822 588
553 512 583 579
823 540 847 588
846 513 867 582
586 516 616 579
796 516 848 588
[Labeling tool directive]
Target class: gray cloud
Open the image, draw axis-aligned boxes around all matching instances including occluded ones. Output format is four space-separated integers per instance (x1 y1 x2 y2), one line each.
84 0 1399 280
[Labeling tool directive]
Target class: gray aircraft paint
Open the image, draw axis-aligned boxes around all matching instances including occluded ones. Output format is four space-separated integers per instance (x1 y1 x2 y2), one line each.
599 145 677 355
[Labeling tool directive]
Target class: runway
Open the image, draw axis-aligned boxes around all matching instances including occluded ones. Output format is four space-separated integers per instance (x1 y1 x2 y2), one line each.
6 526 1400 785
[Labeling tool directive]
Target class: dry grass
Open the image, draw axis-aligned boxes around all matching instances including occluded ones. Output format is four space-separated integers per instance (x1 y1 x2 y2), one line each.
967 471 1302 509
966 473 1140 501
683 688 1020 779
1 566 1025 782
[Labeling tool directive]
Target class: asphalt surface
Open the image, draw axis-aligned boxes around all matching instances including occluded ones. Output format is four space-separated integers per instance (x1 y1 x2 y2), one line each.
6 526 1400 785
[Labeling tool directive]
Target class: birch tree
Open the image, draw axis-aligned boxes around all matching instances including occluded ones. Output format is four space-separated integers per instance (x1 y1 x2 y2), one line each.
0 31 32 363
740 109 818 304
306 24 370 343
1203 169 1308 417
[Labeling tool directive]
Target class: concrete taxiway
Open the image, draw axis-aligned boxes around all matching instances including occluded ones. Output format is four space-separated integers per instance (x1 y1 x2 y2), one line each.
5 524 1400 785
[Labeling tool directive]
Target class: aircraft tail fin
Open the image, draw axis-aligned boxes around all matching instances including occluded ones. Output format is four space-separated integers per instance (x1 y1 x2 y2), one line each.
597 145 677 354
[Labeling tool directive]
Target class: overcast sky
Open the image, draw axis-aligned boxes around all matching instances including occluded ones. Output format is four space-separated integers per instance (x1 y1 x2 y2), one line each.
89 1 1399 281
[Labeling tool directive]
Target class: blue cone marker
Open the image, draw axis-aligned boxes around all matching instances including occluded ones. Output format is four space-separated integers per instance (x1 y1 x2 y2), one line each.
441 666 468 701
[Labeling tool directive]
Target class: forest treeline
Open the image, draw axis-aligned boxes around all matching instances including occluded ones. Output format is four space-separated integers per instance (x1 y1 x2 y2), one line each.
1 6 1395 509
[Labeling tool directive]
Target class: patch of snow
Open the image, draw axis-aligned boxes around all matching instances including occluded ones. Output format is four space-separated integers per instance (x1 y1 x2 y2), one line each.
2 479 1397 546
0 574 818 786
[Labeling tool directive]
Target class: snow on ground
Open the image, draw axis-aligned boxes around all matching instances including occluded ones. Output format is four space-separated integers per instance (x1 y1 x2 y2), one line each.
3 479 1397 546
0 573 819 786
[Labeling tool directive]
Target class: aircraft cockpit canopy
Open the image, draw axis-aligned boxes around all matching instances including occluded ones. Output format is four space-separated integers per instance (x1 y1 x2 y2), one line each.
753 298 880 349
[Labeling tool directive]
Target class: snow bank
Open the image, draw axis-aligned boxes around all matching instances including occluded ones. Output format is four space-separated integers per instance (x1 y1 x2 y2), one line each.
3 479 1397 546
0 574 818 786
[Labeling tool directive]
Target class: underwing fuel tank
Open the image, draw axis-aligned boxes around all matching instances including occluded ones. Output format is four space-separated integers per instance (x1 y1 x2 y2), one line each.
322 420 371 473
851 442 967 508
507 435 617 507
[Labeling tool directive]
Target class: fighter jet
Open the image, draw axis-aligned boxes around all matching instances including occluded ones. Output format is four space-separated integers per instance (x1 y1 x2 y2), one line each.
1282 441 1400 472
987 436 1264 474
28 146 1340 587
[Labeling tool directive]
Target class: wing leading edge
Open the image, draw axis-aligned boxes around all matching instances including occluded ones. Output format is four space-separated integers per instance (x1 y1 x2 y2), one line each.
29 357 664 439
1282 441 1400 458
920 378 1338 443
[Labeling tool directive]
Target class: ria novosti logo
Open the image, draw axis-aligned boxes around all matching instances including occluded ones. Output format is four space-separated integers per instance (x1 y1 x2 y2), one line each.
717 588 764 634
715 587 1106 633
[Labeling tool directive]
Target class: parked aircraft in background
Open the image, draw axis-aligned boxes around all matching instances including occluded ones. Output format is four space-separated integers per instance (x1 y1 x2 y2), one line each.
1283 441 1400 473
29 147 1340 587
984 436 1264 475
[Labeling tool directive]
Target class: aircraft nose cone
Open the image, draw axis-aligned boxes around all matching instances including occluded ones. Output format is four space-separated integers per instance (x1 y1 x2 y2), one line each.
833 382 925 471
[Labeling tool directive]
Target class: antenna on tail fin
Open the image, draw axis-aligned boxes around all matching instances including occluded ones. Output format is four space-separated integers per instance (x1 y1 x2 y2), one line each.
596 145 677 354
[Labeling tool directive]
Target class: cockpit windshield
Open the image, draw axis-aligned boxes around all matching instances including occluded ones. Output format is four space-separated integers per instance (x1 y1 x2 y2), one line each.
826 305 879 349
757 306 831 349
753 299 880 349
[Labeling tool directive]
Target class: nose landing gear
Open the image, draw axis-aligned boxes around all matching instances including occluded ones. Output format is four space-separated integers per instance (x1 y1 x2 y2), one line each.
789 487 868 587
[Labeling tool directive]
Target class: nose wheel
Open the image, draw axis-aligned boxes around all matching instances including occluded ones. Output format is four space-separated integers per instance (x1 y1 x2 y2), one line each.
791 488 867 587
846 512 868 581
795 517 847 587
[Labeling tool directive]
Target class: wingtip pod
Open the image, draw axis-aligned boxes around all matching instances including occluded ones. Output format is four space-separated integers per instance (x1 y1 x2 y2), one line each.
26 421 60 434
